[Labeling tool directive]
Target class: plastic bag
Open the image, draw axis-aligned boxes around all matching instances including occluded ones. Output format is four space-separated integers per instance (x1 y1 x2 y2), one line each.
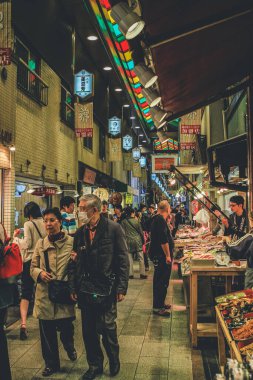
194 209 210 225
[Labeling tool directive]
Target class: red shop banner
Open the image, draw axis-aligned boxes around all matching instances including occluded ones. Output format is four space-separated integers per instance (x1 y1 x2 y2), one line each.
75 128 93 138
181 125 200 134
32 187 57 196
180 142 196 150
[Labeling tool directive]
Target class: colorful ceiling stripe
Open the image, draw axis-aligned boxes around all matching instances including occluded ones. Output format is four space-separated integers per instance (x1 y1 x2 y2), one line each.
154 138 179 152
89 0 154 130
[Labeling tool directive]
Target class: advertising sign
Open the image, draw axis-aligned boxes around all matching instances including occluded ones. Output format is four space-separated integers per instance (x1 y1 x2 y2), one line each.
122 134 133 151
83 168 96 185
109 138 122 161
151 154 178 173
108 116 121 136
139 156 146 168
123 153 132 171
125 193 133 204
181 125 200 134
74 69 94 99
180 142 196 150
132 162 142 177
75 102 93 138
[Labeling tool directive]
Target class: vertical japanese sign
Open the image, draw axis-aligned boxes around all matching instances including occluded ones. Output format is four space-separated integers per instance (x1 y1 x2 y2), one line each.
132 162 142 177
180 109 201 165
0 0 13 66
109 138 122 161
75 102 93 138
123 152 132 171
108 117 121 136
74 70 94 99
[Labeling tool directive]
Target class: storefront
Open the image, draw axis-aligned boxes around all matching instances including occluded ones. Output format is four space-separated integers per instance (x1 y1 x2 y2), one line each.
0 145 14 234
15 176 76 228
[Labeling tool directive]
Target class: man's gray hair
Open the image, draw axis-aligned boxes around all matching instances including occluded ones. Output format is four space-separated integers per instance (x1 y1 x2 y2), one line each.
79 194 102 212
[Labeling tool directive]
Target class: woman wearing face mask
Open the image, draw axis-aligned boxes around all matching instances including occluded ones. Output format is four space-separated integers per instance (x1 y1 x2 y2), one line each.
30 207 77 377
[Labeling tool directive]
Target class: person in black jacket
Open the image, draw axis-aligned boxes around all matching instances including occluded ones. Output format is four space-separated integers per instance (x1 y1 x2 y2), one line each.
68 194 129 380
223 195 249 241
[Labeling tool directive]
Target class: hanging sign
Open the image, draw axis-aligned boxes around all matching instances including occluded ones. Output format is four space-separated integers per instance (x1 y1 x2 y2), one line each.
0 1 13 66
132 162 142 177
108 116 121 136
83 168 96 185
180 142 196 150
125 193 133 204
151 154 178 173
109 138 122 161
74 69 94 99
181 125 200 134
139 156 146 168
132 147 141 162
32 186 57 196
75 102 93 138
122 134 133 151
123 152 132 171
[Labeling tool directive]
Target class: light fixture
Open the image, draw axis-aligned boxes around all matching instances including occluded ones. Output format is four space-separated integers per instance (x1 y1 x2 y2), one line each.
157 131 169 143
142 140 147 142
111 2 145 40
138 144 142 147
130 116 135 119
135 63 158 88
142 88 161 107
87 35 98 41
27 185 35 194
155 120 167 130
115 88 122 92
103 66 112 71
123 104 130 107
139 134 144 136
151 106 167 124
9 145 16 152
135 126 140 129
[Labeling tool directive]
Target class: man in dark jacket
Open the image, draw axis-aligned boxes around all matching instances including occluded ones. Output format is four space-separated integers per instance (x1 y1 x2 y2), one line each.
149 200 174 317
68 194 129 380
223 195 249 241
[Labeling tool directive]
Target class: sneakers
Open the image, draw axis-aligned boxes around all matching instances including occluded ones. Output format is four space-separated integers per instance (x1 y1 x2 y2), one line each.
153 308 171 317
20 326 28 340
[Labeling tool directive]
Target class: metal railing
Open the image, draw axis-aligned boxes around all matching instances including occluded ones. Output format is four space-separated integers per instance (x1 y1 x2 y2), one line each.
17 58 48 106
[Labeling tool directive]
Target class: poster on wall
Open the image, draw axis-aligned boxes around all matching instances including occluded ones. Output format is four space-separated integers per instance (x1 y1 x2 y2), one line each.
109 138 122 161
75 102 93 138
125 193 133 204
83 168 96 185
151 154 178 173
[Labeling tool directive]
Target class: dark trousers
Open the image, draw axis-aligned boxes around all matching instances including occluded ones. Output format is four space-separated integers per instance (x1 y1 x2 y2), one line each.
153 257 172 309
144 252 149 268
39 318 75 368
0 308 11 380
81 303 119 368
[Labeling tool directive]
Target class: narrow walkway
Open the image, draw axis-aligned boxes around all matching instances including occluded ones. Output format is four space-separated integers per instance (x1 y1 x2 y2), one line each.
7 264 196 380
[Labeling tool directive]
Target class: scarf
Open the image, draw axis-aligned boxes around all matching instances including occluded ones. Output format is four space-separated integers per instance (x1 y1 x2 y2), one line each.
48 231 65 243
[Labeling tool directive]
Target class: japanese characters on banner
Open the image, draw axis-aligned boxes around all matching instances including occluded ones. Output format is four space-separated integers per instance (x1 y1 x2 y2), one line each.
151 154 178 173
132 161 142 178
75 102 93 138
180 109 201 164
74 70 94 99
180 142 196 150
123 152 133 171
109 138 122 162
132 147 141 162
125 193 133 204
108 117 121 136
122 134 133 151
0 1 13 66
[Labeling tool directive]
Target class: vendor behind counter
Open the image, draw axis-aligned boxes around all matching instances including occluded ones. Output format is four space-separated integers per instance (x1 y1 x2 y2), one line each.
228 211 253 288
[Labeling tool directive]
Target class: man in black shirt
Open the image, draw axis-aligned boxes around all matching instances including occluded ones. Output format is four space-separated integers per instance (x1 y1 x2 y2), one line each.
223 195 248 241
149 200 174 317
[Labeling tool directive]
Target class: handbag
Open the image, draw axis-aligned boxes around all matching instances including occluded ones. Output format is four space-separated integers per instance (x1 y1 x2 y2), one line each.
78 273 115 310
0 241 23 281
44 250 75 305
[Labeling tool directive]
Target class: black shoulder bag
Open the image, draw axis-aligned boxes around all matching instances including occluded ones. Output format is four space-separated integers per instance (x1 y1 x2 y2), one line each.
125 218 145 245
44 250 75 305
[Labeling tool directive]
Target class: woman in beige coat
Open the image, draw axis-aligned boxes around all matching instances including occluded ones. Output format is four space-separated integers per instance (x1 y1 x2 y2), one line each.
31 207 76 377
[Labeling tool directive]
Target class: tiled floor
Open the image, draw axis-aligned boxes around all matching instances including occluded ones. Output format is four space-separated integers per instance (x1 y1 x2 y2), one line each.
7 264 200 380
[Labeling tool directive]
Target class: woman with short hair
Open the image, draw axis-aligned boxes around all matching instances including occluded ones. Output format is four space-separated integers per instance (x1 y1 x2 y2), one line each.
30 207 76 377
13 201 46 340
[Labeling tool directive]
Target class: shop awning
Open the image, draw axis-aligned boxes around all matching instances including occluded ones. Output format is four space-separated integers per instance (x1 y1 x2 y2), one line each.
140 0 253 120
175 165 207 175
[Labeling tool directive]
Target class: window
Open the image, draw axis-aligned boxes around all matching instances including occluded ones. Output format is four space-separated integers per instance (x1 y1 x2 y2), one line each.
15 37 48 105
99 127 106 161
60 83 74 129
83 136 93 151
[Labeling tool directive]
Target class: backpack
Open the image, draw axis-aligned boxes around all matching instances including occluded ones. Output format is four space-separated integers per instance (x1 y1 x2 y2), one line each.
0 224 22 281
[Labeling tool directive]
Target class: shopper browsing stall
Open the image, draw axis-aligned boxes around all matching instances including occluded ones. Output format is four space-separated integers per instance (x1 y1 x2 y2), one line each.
223 195 249 241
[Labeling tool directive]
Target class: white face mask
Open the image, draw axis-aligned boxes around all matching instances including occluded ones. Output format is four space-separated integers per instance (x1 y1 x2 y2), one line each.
78 211 92 225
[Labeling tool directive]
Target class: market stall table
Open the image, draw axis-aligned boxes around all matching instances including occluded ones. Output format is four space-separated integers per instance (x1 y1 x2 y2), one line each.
190 265 246 347
215 305 243 373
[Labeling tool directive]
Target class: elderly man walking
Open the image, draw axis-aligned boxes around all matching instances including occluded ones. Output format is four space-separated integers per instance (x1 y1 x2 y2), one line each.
149 200 174 317
68 194 129 380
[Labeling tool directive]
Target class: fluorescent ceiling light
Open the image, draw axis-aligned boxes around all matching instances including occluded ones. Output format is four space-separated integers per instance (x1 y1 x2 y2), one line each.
142 88 161 107
87 35 98 41
115 88 122 92
130 116 135 119
103 66 112 71
123 104 130 107
135 126 140 129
